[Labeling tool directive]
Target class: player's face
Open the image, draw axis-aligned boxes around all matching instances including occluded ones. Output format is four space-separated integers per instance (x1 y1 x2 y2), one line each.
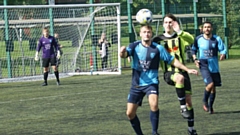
43 30 49 37
203 23 213 35
140 26 152 42
163 17 174 33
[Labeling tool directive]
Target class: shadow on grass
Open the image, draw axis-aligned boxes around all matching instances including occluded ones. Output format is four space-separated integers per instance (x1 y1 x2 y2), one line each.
208 132 240 135
214 110 240 114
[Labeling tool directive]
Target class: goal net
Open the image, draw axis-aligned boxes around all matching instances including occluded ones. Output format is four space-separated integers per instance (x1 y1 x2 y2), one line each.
0 3 121 80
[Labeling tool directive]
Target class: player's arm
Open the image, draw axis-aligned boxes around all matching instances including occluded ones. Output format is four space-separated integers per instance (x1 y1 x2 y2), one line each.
35 39 42 61
191 38 200 67
217 36 227 60
177 31 194 45
53 37 61 59
171 58 198 75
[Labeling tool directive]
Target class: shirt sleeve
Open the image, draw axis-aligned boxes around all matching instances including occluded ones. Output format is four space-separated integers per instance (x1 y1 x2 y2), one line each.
158 45 174 64
217 36 227 55
53 37 59 51
36 38 42 52
178 31 194 45
126 42 136 57
191 38 198 55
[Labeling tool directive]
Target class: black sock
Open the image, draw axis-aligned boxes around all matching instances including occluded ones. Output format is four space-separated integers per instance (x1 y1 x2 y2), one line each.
44 72 48 83
54 71 59 82
175 83 186 105
187 108 194 127
150 109 159 134
209 92 216 109
130 115 143 135
203 89 211 103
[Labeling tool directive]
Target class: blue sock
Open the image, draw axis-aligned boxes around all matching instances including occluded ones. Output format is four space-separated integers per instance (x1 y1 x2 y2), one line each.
130 115 143 135
203 89 210 103
150 109 159 134
209 93 216 109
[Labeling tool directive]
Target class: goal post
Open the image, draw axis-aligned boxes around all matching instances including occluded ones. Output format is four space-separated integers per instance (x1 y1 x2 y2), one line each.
0 3 121 80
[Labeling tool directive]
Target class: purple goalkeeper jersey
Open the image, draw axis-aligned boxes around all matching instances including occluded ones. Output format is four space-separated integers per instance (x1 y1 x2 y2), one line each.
36 35 59 58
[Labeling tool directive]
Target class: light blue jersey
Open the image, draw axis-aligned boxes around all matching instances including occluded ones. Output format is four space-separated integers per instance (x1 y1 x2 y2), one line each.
126 41 174 87
191 34 227 73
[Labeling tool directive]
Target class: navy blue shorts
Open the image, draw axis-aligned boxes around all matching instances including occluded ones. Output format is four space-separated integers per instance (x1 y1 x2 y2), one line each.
200 60 222 86
127 84 159 106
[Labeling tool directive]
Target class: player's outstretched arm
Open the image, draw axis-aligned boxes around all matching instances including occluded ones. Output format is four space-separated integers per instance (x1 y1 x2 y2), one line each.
120 46 128 58
171 58 198 75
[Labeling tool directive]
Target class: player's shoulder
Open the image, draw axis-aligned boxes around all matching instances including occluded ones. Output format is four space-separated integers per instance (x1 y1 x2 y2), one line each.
129 40 141 47
212 34 222 40
195 34 203 40
152 34 165 42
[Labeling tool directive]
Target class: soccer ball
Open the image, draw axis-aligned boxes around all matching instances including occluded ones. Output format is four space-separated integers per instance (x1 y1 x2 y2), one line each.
136 9 153 24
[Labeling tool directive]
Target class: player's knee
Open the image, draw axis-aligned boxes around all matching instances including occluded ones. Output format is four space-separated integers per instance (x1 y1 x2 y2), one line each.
174 74 184 84
126 110 135 120
206 82 214 90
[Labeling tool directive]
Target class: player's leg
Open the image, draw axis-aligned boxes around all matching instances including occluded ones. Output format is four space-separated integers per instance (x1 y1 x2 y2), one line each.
200 68 214 112
146 84 160 135
127 88 144 135
208 72 221 114
42 58 50 86
50 57 60 85
169 72 189 118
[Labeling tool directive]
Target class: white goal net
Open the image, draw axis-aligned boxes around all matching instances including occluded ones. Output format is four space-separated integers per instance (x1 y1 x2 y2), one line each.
0 3 121 81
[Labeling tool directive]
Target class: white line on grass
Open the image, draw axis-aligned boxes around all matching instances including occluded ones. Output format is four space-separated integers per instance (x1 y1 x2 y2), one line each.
0 89 114 105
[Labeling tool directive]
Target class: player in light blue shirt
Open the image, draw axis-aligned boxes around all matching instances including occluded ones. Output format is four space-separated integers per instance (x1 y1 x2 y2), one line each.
120 25 198 135
192 21 227 114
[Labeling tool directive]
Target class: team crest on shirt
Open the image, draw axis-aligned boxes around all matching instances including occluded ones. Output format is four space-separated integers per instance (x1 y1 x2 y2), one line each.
49 39 52 43
212 43 215 48
150 53 155 58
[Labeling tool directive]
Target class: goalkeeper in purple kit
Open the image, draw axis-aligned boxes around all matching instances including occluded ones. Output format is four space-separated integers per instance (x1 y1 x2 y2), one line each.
35 28 61 86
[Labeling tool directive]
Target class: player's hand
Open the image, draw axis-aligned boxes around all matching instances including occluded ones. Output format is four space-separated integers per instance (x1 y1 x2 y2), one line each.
220 54 225 60
120 46 127 58
187 69 198 75
172 21 181 32
34 52 39 61
57 50 61 59
194 59 200 68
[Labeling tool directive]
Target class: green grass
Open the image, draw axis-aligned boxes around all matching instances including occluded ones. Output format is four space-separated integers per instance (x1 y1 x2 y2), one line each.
0 59 240 135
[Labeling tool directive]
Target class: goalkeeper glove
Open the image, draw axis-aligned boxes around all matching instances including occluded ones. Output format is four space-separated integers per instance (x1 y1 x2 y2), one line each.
35 52 39 61
57 50 61 59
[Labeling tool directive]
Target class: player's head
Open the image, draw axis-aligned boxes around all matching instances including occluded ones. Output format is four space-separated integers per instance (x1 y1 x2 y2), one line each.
202 21 213 36
139 24 152 43
163 13 177 33
42 28 49 38
199 25 203 33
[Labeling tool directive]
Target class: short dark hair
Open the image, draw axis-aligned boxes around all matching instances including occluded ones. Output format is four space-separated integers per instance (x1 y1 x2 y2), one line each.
140 24 152 31
202 21 213 27
163 13 177 21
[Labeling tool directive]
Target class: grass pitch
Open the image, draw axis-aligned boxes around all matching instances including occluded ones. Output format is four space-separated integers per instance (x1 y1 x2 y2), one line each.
0 59 240 135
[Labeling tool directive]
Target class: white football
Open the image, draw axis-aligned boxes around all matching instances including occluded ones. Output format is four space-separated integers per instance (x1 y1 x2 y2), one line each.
136 9 153 24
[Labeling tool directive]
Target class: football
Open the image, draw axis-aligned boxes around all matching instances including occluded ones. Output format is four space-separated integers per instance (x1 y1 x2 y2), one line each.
136 9 153 24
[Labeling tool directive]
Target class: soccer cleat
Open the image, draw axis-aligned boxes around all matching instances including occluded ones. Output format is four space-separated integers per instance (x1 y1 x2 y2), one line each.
152 132 160 135
209 108 214 114
42 82 48 86
188 129 198 135
203 103 209 112
180 107 190 119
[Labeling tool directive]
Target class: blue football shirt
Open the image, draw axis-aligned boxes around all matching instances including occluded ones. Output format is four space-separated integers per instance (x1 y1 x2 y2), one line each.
126 41 174 87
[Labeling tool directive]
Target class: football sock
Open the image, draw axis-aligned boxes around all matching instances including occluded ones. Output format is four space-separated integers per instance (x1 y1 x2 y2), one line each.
43 72 48 83
130 115 143 135
209 92 216 109
150 109 159 134
54 71 60 82
175 83 186 105
187 108 194 128
203 89 211 103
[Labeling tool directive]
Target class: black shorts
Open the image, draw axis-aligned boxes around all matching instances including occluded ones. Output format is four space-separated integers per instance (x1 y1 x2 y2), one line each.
164 71 192 94
42 57 56 67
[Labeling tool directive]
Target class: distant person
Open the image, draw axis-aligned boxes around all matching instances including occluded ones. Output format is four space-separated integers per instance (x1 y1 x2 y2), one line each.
98 32 111 70
120 24 198 135
35 28 61 86
192 21 227 114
